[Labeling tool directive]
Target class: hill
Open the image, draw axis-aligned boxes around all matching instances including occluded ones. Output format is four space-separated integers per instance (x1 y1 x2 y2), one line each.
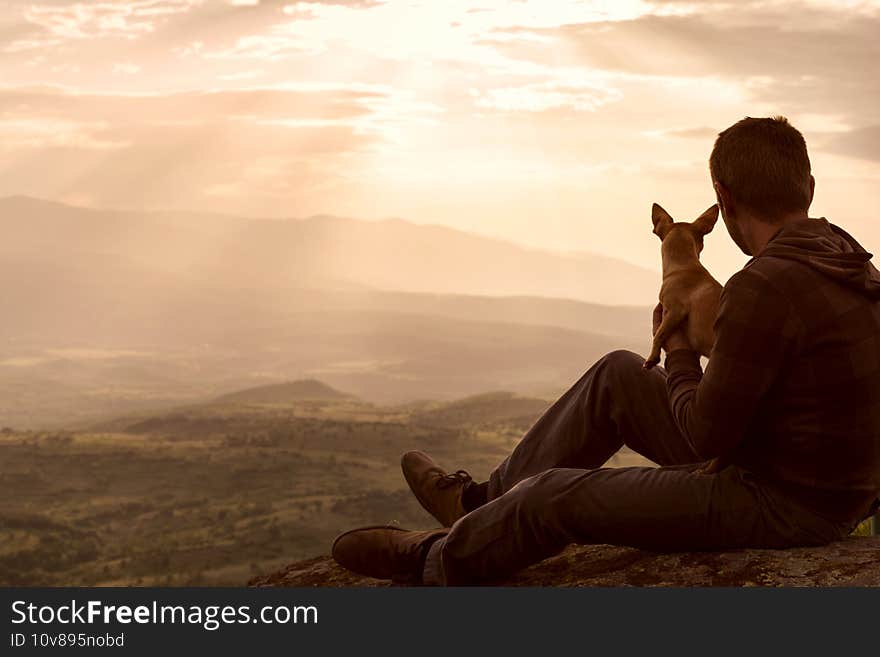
213 380 353 405
409 392 550 429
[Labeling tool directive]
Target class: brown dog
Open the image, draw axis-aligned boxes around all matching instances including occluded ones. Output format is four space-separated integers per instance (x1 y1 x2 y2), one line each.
646 203 725 475
644 203 722 370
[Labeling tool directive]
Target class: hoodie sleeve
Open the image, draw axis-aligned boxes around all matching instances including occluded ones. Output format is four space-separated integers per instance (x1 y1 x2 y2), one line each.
664 267 802 459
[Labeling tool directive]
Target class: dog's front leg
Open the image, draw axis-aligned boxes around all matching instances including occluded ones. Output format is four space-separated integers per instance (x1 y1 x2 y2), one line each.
644 305 686 370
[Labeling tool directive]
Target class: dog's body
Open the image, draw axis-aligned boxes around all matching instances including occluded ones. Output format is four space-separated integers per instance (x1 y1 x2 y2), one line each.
645 203 722 369
646 203 725 474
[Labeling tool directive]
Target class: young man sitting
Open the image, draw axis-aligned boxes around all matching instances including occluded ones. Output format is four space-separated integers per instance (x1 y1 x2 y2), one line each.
332 117 880 586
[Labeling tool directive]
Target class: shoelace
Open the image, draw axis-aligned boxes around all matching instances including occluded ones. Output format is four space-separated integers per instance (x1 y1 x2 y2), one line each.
436 470 472 489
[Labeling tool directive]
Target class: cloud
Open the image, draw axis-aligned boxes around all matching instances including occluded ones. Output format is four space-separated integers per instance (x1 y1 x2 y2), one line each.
492 12 879 79
112 62 142 75
472 80 622 114
0 116 371 211
203 34 306 60
654 126 718 139
21 1 204 41
821 126 880 163
0 118 130 150
486 5 880 123
0 85 386 125
1 0 330 57
1 0 208 55
216 69 266 81
0 83 440 213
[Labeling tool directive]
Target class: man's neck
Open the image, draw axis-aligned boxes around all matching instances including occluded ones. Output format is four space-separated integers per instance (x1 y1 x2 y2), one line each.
746 210 810 255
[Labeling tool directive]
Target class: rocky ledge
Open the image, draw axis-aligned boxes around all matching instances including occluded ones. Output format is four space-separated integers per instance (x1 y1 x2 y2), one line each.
250 536 880 587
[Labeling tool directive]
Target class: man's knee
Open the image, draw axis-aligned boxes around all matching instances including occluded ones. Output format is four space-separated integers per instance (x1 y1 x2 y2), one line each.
600 349 644 371
588 349 645 386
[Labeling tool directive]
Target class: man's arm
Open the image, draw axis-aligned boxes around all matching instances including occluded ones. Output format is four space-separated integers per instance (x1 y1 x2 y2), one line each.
663 267 802 459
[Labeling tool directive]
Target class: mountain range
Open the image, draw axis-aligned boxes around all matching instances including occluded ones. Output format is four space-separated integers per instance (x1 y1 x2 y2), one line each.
0 196 657 427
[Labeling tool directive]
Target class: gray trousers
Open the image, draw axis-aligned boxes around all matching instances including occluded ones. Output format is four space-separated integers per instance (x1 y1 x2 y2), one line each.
423 350 853 586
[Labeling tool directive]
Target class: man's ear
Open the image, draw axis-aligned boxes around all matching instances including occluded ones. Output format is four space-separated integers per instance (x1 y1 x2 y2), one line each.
652 203 674 239
713 181 733 218
692 204 719 235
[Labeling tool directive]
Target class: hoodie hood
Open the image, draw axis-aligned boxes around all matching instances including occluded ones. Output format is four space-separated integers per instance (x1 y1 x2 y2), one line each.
756 217 880 300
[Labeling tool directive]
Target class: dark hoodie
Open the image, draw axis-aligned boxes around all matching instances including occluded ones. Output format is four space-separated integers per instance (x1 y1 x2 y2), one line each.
760 219 880 300
665 217 880 526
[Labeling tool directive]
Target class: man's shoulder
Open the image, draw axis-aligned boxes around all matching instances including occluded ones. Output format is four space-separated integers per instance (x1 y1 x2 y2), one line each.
715 264 803 341
727 255 817 298
723 260 782 296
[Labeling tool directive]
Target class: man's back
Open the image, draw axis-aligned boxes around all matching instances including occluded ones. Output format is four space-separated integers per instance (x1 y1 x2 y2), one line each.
722 218 880 522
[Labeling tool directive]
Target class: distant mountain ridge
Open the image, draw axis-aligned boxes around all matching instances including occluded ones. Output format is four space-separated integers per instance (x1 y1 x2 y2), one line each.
0 195 657 306
213 380 353 405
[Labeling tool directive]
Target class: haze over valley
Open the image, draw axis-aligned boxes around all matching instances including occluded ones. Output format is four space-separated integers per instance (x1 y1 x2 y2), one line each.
0 195 654 429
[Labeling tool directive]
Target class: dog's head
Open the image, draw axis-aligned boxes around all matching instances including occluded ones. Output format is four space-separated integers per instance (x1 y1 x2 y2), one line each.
651 203 719 256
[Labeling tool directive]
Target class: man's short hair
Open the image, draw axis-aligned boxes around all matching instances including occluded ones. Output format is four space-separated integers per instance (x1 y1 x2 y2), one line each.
709 116 812 220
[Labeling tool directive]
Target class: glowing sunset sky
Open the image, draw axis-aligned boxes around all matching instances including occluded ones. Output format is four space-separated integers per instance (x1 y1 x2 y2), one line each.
1 0 878 280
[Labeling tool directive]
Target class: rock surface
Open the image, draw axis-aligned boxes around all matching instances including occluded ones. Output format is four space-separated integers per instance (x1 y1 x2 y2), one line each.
250 536 880 587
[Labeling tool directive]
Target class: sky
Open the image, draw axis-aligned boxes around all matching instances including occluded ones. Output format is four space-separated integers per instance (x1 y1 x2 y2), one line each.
1 0 878 281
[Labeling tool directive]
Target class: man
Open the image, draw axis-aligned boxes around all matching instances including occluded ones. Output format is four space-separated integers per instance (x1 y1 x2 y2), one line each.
332 116 880 586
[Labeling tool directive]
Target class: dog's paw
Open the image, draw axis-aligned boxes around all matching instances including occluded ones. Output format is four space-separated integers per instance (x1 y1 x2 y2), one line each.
643 358 658 370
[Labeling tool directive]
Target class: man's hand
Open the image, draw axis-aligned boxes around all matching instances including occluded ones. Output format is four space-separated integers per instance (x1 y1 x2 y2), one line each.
665 328 692 352
652 303 693 352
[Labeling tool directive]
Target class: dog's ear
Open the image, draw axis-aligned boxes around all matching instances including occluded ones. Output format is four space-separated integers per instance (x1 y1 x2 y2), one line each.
692 204 719 235
652 203 674 239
